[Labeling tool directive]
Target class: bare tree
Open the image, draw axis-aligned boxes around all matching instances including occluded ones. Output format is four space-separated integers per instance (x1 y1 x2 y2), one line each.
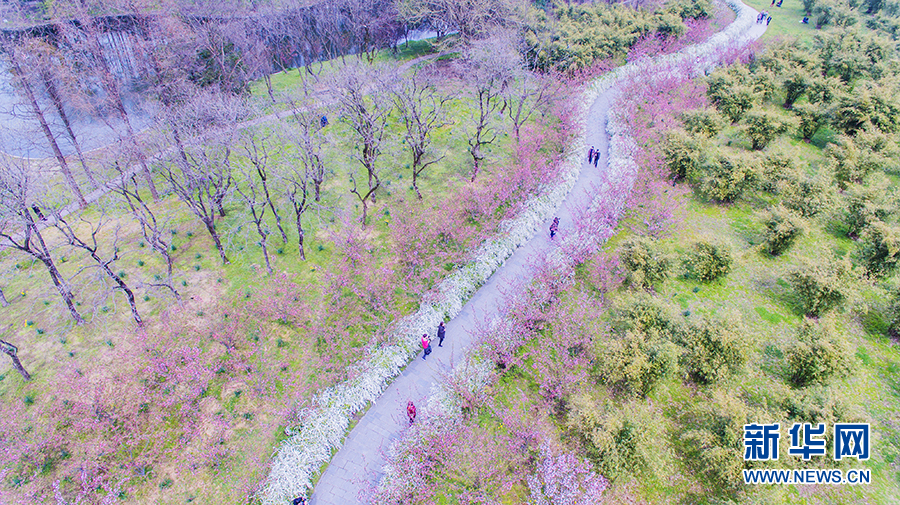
1 39 87 208
504 65 557 142
160 143 234 265
284 94 329 202
0 339 31 381
235 134 278 275
111 164 180 300
283 158 312 260
57 8 161 200
394 68 452 198
460 44 510 182
396 0 522 44
50 212 143 326
334 63 394 225
0 158 84 324
341 0 403 63
240 131 289 244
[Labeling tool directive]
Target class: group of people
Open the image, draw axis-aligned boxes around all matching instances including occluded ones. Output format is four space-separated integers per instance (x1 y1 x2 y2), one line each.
420 321 446 360
757 11 772 24
406 322 448 424
587 146 600 167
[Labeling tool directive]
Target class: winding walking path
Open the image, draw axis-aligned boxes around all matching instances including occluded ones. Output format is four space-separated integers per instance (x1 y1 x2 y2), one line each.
307 5 768 504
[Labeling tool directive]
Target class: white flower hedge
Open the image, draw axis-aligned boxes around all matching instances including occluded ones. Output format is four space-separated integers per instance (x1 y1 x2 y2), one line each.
261 2 758 502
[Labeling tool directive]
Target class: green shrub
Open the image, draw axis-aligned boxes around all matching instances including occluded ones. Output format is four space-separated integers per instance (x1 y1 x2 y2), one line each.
683 240 733 282
697 153 755 202
787 259 849 316
858 220 900 277
826 135 886 188
786 318 853 387
779 173 833 218
845 179 893 237
757 152 800 193
681 391 753 491
781 68 813 108
612 293 677 334
665 0 713 19
886 290 900 337
741 109 791 150
680 109 723 137
599 329 680 396
619 238 670 289
762 206 804 256
707 69 758 123
793 102 828 140
678 314 748 384
664 130 705 180
567 395 666 480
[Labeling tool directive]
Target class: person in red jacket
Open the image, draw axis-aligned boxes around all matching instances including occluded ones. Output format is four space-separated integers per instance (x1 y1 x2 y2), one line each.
407 400 417 424
421 334 432 360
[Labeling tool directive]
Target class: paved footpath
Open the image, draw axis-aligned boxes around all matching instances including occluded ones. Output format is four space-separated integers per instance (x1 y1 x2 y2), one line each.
310 90 615 504
310 11 769 504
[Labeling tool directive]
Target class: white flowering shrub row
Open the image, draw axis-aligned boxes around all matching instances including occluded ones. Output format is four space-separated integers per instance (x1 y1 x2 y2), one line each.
262 3 758 502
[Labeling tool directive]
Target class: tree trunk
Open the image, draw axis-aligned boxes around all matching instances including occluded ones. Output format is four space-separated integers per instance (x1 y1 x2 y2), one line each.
41 254 84 324
294 210 306 260
204 219 230 264
412 168 422 199
0 340 31 381
264 73 276 103
259 173 288 243
43 74 98 189
10 55 87 208
98 261 142 326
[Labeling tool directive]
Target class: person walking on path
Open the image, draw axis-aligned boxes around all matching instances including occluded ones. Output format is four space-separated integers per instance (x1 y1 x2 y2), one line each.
593 150 599 167
407 401 417 424
421 334 432 360
767 15 772 24
549 217 559 239
588 146 595 163
437 322 446 347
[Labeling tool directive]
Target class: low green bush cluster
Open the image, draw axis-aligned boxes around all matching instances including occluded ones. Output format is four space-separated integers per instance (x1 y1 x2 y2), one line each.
786 318 853 387
619 238 670 290
567 394 667 480
762 206 804 256
678 313 749 384
787 258 849 317
858 220 900 278
683 240 733 282
697 153 756 203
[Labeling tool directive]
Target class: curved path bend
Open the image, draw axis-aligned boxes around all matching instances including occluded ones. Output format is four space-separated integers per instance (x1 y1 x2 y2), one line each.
309 8 768 505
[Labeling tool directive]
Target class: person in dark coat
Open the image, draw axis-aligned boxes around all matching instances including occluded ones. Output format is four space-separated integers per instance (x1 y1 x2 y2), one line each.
292 497 307 505
593 150 599 167
767 15 772 24
549 217 559 239
437 321 446 347
407 400 417 424
421 334 432 359
588 146 595 162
